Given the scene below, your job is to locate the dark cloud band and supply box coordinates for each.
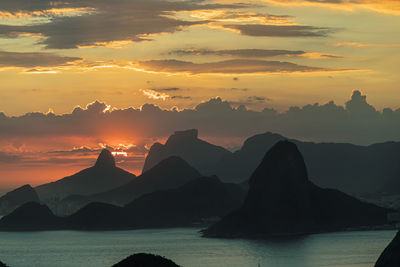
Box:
[0,91,399,145]
[223,24,332,37]
[0,51,81,68]
[170,48,306,58]
[137,59,328,74]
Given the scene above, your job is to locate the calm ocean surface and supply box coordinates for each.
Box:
[0,228,396,267]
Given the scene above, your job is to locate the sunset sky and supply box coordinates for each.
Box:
[0,0,400,190]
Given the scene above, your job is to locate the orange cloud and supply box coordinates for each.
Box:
[0,51,81,68]
[332,42,400,48]
[142,89,170,101]
[135,59,342,75]
[0,7,95,18]
[171,48,341,59]
[0,0,246,49]
[265,0,400,15]
[175,9,294,25]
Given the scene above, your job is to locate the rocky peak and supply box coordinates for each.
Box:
[249,140,308,187]
[94,149,116,168]
[240,140,314,231]
[166,129,198,145]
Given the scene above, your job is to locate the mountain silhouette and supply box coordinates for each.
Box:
[71,176,244,229]
[46,156,203,216]
[111,253,180,267]
[0,202,62,231]
[35,149,136,200]
[66,202,126,230]
[203,141,390,238]
[375,231,400,267]
[216,132,286,182]
[144,130,400,194]
[0,184,39,216]
[143,129,231,175]
[0,176,245,231]
[90,156,202,206]
[123,176,246,228]
[77,176,244,229]
[219,133,400,194]
[94,149,116,168]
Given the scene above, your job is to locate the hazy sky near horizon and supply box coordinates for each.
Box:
[0,0,400,189]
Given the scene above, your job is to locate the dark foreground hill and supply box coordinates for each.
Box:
[0,184,39,216]
[0,202,62,231]
[144,130,400,194]
[66,202,127,230]
[0,176,245,231]
[112,253,180,267]
[203,141,391,238]
[124,176,245,228]
[35,149,136,200]
[375,231,400,267]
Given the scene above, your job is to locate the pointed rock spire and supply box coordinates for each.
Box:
[95,149,116,168]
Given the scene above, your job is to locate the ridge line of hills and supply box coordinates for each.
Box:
[0,140,396,235]
[203,141,392,238]
[0,129,399,235]
[143,129,400,195]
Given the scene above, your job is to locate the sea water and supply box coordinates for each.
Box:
[0,228,395,267]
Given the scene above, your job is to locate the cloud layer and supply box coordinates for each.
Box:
[136,59,328,74]
[267,0,400,15]
[0,0,337,49]
[0,51,81,68]
[1,90,400,188]
[170,48,306,57]
[1,90,400,147]
[0,0,246,49]
[223,24,332,37]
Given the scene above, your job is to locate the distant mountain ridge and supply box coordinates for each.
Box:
[0,185,39,216]
[203,141,391,238]
[90,156,203,206]
[143,129,231,175]
[0,176,246,231]
[0,141,391,234]
[35,149,136,200]
[123,176,246,228]
[144,130,400,194]
[46,155,203,215]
